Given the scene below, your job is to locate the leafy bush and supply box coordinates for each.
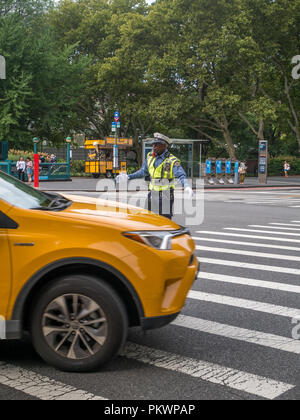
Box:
[127,166,138,175]
[8,149,34,161]
[70,160,87,176]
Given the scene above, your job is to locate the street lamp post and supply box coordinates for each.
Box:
[33,137,39,154]
[66,136,72,179]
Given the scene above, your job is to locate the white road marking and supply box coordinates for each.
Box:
[269,223,300,227]
[196,230,300,244]
[197,272,300,294]
[188,290,300,318]
[173,315,300,355]
[196,245,300,262]
[122,343,294,400]
[0,363,106,400]
[224,228,300,237]
[198,257,300,275]
[193,236,300,252]
[249,225,300,232]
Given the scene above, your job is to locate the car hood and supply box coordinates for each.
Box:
[55,194,180,231]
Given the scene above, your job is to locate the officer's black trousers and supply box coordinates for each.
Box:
[148,190,174,220]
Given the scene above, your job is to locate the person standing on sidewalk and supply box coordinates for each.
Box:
[239,161,247,185]
[16,156,26,182]
[284,161,290,178]
[116,133,193,220]
[26,157,33,185]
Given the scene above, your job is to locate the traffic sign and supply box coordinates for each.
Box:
[114,111,120,122]
[112,122,116,127]
[117,122,121,128]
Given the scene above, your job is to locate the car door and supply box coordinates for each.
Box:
[0,199,14,318]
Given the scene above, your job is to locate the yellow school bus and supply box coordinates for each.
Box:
[85,137,133,178]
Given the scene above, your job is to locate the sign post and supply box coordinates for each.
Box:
[258,140,268,184]
[34,154,39,188]
[113,111,120,171]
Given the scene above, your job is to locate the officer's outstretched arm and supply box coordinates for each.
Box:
[128,160,149,180]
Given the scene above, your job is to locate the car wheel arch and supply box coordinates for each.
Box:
[12,257,144,331]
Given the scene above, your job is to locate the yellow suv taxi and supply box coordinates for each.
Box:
[0,171,199,372]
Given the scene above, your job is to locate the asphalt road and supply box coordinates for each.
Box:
[1,187,300,400]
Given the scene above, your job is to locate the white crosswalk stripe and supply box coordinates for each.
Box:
[269,223,300,227]
[0,363,106,400]
[249,225,300,231]
[197,272,300,294]
[173,315,300,354]
[188,290,300,318]
[122,343,294,400]
[196,245,300,262]
[198,257,300,275]
[224,227,300,237]
[193,236,300,252]
[197,230,300,243]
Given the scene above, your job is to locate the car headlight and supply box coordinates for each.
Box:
[122,228,191,251]
[122,231,173,250]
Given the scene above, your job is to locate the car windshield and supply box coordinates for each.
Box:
[0,170,71,211]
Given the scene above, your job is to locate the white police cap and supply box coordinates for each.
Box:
[152,133,171,145]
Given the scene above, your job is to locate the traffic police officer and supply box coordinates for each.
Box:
[117,133,193,219]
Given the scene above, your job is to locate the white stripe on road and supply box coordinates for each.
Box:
[196,245,300,262]
[193,236,300,252]
[224,228,300,237]
[197,272,300,294]
[173,315,300,355]
[269,223,300,227]
[249,225,300,232]
[198,257,300,276]
[122,343,294,400]
[188,290,300,318]
[290,206,300,208]
[196,231,300,244]
[0,363,106,400]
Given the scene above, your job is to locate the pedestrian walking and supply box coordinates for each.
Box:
[16,156,26,182]
[239,161,247,185]
[26,157,33,185]
[284,161,290,178]
[116,133,193,220]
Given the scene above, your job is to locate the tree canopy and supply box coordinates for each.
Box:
[0,0,300,158]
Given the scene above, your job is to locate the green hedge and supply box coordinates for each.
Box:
[268,157,300,176]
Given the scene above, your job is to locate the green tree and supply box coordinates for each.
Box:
[0,0,89,148]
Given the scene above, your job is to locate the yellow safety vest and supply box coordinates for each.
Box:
[147,152,180,191]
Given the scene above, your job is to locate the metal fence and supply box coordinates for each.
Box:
[0,161,70,181]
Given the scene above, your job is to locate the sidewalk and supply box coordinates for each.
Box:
[39,176,300,192]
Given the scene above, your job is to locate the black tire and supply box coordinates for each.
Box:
[30,275,128,372]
